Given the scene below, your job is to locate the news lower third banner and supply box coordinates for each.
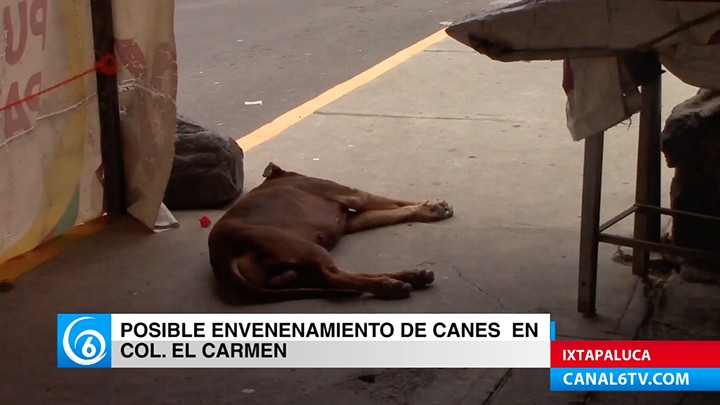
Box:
[56,313,720,391]
[57,313,550,369]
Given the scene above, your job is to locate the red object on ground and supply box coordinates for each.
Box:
[199,216,212,228]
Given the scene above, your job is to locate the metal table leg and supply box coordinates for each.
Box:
[578,132,605,316]
[632,67,663,278]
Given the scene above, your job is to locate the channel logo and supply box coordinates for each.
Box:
[57,314,112,368]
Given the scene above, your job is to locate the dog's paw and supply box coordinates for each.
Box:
[414,269,435,287]
[376,279,412,299]
[393,268,434,289]
[412,199,454,222]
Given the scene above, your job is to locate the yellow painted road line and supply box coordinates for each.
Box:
[0,29,448,281]
[236,29,448,151]
[0,216,112,281]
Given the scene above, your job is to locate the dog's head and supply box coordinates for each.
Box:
[262,162,300,180]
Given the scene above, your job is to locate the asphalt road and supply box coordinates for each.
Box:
[174,0,480,138]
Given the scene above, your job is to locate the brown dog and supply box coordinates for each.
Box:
[208,162,453,301]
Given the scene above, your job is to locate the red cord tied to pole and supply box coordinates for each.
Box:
[0,52,120,114]
[95,53,119,75]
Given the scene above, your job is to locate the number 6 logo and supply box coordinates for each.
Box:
[62,316,107,366]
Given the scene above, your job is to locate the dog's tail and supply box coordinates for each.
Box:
[228,257,362,302]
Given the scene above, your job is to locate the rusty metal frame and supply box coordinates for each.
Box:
[576,53,720,316]
[599,205,720,262]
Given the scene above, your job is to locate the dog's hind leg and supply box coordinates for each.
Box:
[339,202,451,290]
[228,254,362,302]
[222,225,415,300]
[345,200,453,233]
[322,266,414,299]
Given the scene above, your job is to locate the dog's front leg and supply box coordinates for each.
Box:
[333,192,420,211]
[344,200,453,233]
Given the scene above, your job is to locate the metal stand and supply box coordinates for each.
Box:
[576,57,720,316]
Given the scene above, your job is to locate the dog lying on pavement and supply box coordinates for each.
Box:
[208,162,453,301]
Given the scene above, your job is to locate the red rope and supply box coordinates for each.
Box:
[0,54,119,114]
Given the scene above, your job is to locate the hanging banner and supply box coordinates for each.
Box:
[112,0,178,231]
[0,0,180,267]
[0,0,104,266]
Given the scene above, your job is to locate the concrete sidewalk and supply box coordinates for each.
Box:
[0,35,714,404]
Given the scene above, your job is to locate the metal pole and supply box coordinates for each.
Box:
[578,132,605,316]
[90,0,126,215]
[632,55,663,277]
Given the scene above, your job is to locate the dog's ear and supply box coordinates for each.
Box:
[262,162,285,178]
